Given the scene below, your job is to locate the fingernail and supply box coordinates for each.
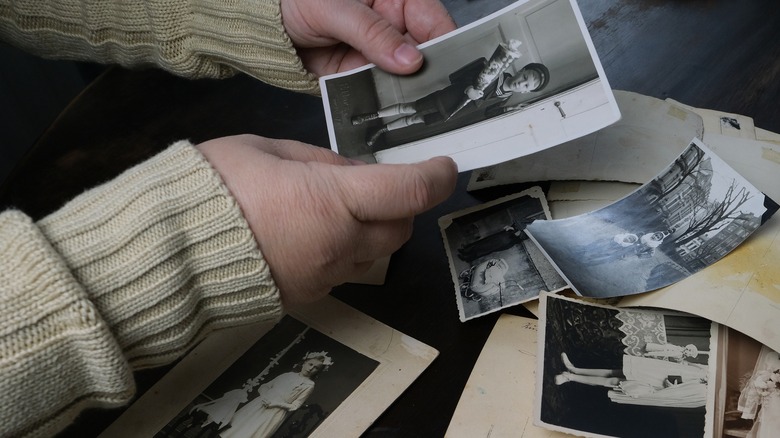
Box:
[394,43,423,67]
[431,155,458,172]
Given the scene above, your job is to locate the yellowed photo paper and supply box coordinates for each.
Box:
[100,296,437,438]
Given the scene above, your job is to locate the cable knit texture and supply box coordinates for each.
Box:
[0,0,320,93]
[1,142,282,437]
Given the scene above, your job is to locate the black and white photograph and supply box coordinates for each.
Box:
[102,296,439,438]
[525,138,778,298]
[718,330,780,438]
[534,293,718,438]
[439,187,567,322]
[320,0,620,172]
[156,316,378,437]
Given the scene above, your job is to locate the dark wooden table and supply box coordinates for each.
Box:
[2,0,779,436]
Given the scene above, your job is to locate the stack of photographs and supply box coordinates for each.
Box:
[447,294,780,438]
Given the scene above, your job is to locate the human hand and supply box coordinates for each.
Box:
[197,135,457,305]
[503,103,527,113]
[280,0,456,76]
[663,376,682,388]
[465,86,484,100]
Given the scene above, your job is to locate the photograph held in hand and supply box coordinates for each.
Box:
[320,0,620,172]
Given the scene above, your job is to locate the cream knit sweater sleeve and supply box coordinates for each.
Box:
[0,0,319,93]
[0,142,282,437]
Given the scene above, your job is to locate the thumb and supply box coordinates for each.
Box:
[338,156,458,221]
[320,1,424,74]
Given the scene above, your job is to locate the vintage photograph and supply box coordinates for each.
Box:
[439,187,567,322]
[466,90,705,191]
[101,296,439,438]
[320,0,620,171]
[156,316,377,437]
[525,138,777,298]
[535,293,718,438]
[717,329,780,438]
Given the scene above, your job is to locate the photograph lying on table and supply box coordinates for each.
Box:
[99,297,438,438]
[525,138,778,298]
[447,314,571,437]
[156,318,374,437]
[535,292,719,438]
[716,328,780,438]
[439,186,567,322]
[320,0,620,172]
[617,209,780,359]
[546,180,642,220]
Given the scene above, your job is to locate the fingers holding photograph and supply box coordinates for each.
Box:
[320,0,620,171]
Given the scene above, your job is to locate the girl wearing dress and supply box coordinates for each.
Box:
[555,352,709,408]
[221,352,333,438]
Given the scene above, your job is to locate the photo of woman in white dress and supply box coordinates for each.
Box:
[157,316,378,438]
[536,294,717,438]
[555,352,709,408]
[737,346,780,438]
[222,352,333,438]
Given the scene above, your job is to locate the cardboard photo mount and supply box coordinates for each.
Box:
[534,292,719,438]
[100,296,438,437]
[321,0,620,172]
[446,314,572,437]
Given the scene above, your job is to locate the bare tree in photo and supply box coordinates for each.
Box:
[525,139,772,297]
[675,179,757,246]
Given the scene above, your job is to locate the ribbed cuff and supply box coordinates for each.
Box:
[37,141,283,369]
[0,0,319,93]
[188,0,319,93]
[0,210,134,438]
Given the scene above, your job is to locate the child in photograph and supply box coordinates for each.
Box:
[459,258,525,312]
[221,352,333,438]
[585,228,675,264]
[737,346,780,438]
[351,39,550,147]
[642,342,699,363]
[175,380,255,436]
[555,352,708,408]
[636,229,674,258]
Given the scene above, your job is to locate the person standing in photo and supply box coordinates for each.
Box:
[221,352,333,438]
